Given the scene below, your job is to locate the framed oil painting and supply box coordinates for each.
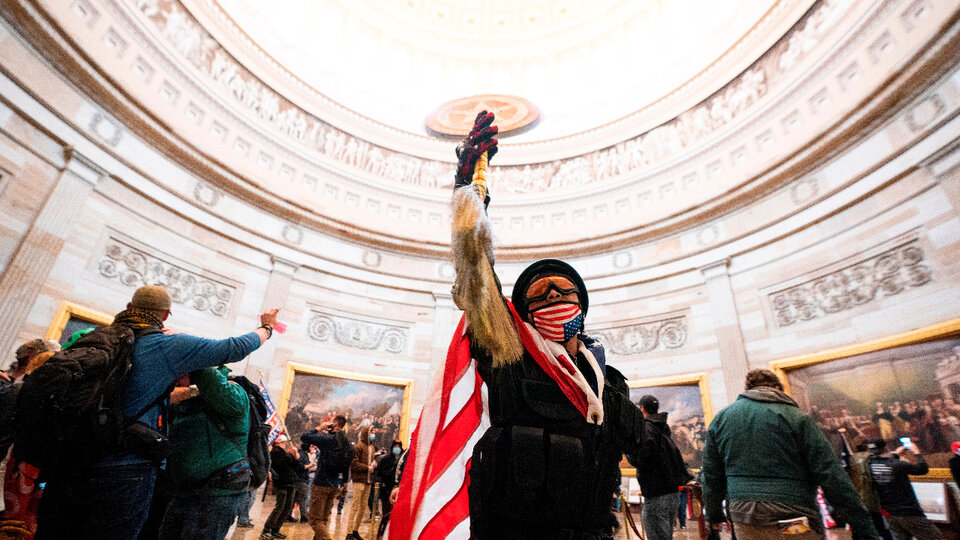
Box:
[623,373,713,474]
[771,319,960,477]
[45,301,113,344]
[279,362,413,450]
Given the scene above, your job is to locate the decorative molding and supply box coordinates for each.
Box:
[592,316,688,356]
[789,177,820,205]
[88,111,123,146]
[769,239,933,327]
[905,92,945,132]
[361,250,382,268]
[193,180,222,207]
[281,224,303,245]
[306,310,409,354]
[97,235,238,317]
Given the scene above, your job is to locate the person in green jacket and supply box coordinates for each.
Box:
[158,366,251,540]
[702,369,878,540]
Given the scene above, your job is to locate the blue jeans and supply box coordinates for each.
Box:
[36,461,158,540]
[237,488,256,524]
[158,491,244,540]
[642,492,679,540]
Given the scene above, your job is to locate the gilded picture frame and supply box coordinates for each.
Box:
[278,362,414,448]
[621,372,713,477]
[770,318,960,482]
[45,301,114,343]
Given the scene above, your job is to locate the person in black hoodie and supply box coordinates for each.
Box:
[868,439,942,540]
[627,395,693,540]
[374,441,403,517]
[261,440,300,540]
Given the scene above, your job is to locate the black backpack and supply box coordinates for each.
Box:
[12,325,163,475]
[227,375,272,489]
[659,427,693,488]
[324,431,354,473]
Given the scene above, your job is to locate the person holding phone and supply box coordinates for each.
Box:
[867,438,942,539]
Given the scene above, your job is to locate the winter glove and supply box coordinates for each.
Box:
[454,110,498,189]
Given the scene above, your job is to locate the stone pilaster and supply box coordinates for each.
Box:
[428,290,461,377]
[700,259,750,402]
[244,255,299,382]
[0,148,103,361]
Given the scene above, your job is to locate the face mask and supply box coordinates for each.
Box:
[369,434,376,442]
[530,301,583,343]
[392,447,401,456]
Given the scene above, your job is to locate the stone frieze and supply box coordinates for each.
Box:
[591,316,687,356]
[130,0,848,193]
[97,236,237,317]
[769,239,932,327]
[306,311,408,354]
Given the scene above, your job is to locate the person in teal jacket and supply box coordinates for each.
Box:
[158,366,250,540]
[702,369,878,540]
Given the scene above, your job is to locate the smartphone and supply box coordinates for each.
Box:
[899,436,914,449]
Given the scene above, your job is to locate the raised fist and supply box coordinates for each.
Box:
[454,110,498,188]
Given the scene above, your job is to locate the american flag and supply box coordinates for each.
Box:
[529,302,582,341]
[258,376,284,445]
[388,301,602,539]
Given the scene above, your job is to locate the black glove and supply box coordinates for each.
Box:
[454,110,498,189]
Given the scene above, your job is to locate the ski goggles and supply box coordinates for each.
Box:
[524,275,580,303]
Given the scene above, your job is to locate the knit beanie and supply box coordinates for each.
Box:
[15,338,59,363]
[130,285,172,312]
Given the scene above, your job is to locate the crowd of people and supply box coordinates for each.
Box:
[0,285,411,540]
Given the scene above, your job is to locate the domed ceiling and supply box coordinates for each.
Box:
[212,0,792,144]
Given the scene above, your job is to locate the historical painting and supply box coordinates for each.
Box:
[280,363,413,450]
[45,301,113,344]
[627,374,712,471]
[776,328,960,470]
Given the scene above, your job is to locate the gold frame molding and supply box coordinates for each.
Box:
[621,372,714,476]
[770,318,960,482]
[278,362,414,445]
[45,301,113,342]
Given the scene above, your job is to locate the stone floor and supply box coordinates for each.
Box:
[227,492,852,540]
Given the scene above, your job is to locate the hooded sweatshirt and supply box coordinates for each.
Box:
[627,412,691,498]
[702,387,876,538]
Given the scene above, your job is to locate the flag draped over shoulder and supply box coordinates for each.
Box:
[258,377,283,445]
[387,300,603,540]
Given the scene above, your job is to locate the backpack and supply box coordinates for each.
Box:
[658,426,693,488]
[12,325,163,475]
[324,431,354,473]
[227,375,271,489]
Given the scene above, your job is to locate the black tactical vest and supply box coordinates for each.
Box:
[468,343,639,539]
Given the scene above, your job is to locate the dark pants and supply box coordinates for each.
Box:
[884,514,942,540]
[264,487,295,532]
[379,483,395,517]
[237,488,256,525]
[36,461,158,540]
[158,491,244,540]
[293,481,310,518]
[678,489,687,528]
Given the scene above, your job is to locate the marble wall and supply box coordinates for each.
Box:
[0,0,958,428]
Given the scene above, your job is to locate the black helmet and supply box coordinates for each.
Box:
[512,259,588,322]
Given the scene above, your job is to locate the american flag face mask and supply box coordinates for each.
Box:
[529,301,583,343]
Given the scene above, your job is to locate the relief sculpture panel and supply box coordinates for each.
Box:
[97,235,238,317]
[306,311,409,355]
[769,239,933,327]
[592,316,687,356]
